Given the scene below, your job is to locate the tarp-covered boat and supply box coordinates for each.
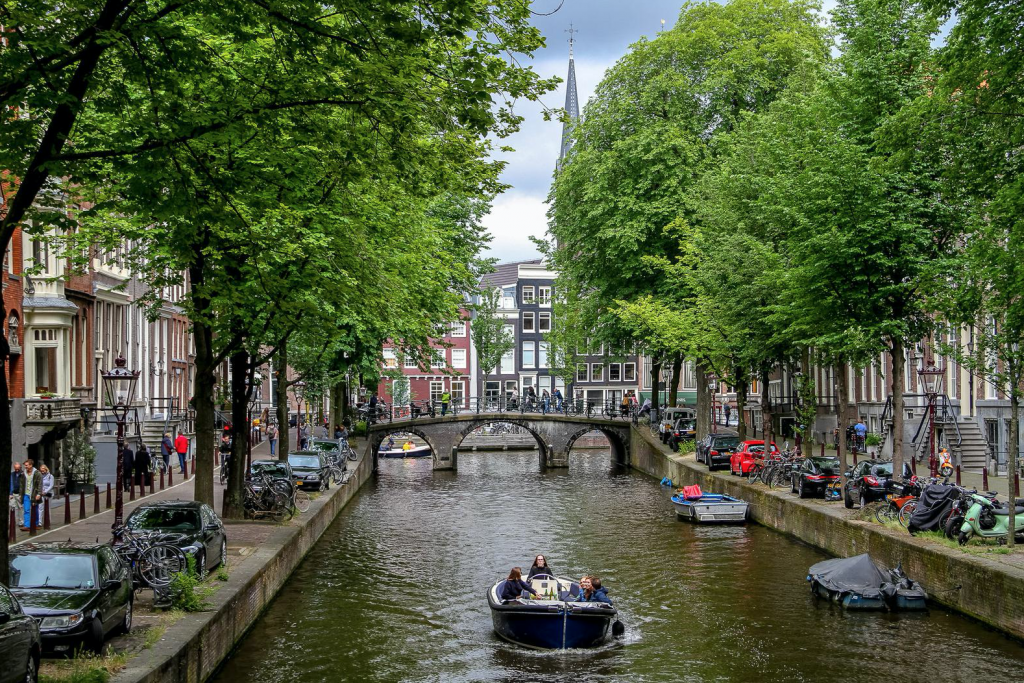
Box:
[487,575,617,649]
[671,486,748,523]
[807,554,927,611]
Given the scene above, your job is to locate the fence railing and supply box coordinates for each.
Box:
[355,396,640,425]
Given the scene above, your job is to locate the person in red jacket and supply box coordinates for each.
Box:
[174,432,189,474]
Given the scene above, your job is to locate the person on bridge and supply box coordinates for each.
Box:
[499,567,539,602]
[441,390,451,416]
[527,555,554,580]
[541,390,550,414]
[554,388,563,411]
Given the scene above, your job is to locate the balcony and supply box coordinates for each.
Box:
[24,397,83,424]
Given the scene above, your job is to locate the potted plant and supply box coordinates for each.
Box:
[39,390,57,400]
[63,430,97,494]
[865,432,882,456]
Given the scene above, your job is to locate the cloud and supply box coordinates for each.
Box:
[481,192,551,262]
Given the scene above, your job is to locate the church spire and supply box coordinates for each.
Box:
[557,25,580,171]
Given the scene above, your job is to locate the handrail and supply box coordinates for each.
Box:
[357,396,638,426]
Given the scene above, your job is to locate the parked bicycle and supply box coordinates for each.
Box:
[112,526,187,589]
[243,472,294,520]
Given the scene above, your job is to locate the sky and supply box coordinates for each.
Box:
[480,0,686,263]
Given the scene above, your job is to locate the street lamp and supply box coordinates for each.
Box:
[919,359,946,478]
[707,373,718,434]
[246,371,263,471]
[102,357,139,529]
[293,380,306,450]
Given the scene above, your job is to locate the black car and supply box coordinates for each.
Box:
[287,452,331,491]
[0,584,40,680]
[696,433,741,470]
[309,439,346,471]
[667,418,697,452]
[125,501,227,578]
[790,457,842,498]
[9,543,132,655]
[844,459,914,508]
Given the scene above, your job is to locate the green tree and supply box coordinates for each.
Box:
[471,288,515,406]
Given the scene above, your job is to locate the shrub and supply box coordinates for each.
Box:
[865,433,882,447]
[352,420,368,437]
[168,555,213,612]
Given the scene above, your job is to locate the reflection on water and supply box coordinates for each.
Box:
[213,450,1024,683]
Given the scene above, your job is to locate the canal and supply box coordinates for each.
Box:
[214,448,1024,682]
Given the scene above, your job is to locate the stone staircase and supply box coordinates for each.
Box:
[952,417,990,472]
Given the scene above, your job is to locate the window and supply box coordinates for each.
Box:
[451,348,467,369]
[591,364,604,382]
[538,312,551,332]
[624,363,636,382]
[404,354,417,369]
[523,312,535,332]
[609,363,621,381]
[577,363,588,382]
[539,376,552,394]
[31,237,49,274]
[451,381,465,405]
[522,341,536,368]
[538,342,549,369]
[500,325,515,374]
[431,349,445,368]
[504,380,518,399]
[522,286,535,304]
[383,348,397,368]
[34,346,57,394]
[449,321,466,337]
[538,286,552,306]
[485,381,500,401]
[501,286,515,309]
[430,381,444,403]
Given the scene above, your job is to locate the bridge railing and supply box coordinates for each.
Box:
[359,397,641,426]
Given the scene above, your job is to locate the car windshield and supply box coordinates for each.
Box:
[714,437,740,450]
[870,463,894,477]
[676,420,696,430]
[288,455,321,469]
[310,441,338,452]
[10,554,96,589]
[811,458,841,473]
[127,507,200,532]
[747,445,765,454]
[251,461,289,478]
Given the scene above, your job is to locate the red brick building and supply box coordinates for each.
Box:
[378,315,473,410]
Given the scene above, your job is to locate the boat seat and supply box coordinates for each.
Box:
[530,577,559,598]
[558,582,580,601]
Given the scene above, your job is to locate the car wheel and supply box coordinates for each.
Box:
[24,651,37,683]
[798,478,807,499]
[791,476,797,494]
[859,491,869,509]
[196,551,207,580]
[118,598,133,635]
[844,486,854,509]
[219,537,228,569]
[88,617,105,654]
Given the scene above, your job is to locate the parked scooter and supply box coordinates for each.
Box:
[958,493,1024,545]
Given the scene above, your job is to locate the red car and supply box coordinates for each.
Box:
[729,440,778,476]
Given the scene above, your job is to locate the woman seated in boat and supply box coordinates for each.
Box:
[402,440,415,451]
[574,576,612,605]
[500,567,540,602]
[527,554,554,580]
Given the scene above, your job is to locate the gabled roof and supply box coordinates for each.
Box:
[479,259,541,288]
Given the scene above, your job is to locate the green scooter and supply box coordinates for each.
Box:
[958,492,1024,545]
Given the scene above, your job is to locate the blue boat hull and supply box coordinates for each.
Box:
[487,582,615,649]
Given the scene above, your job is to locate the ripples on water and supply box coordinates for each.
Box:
[213,450,1024,683]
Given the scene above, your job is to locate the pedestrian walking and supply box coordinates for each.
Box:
[18,459,42,530]
[174,432,189,474]
[135,444,151,487]
[9,461,22,515]
[441,390,451,416]
[267,423,279,456]
[39,465,53,500]
[854,419,867,451]
[121,444,135,492]
[300,422,310,450]
[161,432,173,472]
[724,403,732,426]
[554,388,563,411]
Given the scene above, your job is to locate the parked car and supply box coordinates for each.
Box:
[309,438,346,470]
[729,440,779,476]
[125,501,227,578]
[9,543,132,655]
[666,418,697,452]
[287,452,332,491]
[696,432,741,471]
[0,583,40,680]
[659,408,696,443]
[790,457,842,498]
[843,459,913,509]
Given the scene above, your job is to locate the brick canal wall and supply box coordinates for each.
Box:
[629,425,1024,640]
[116,452,374,683]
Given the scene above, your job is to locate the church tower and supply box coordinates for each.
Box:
[557,25,580,172]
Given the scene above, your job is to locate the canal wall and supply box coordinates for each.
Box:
[115,452,374,683]
[629,425,1024,641]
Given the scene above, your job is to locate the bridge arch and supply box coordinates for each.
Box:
[454,419,549,470]
[369,425,444,471]
[564,426,629,466]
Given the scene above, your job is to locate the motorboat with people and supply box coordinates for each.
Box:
[807,554,927,611]
[670,485,748,523]
[377,438,431,458]
[487,573,619,649]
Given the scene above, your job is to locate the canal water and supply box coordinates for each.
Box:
[214,450,1024,682]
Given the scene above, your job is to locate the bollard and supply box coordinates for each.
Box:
[820,442,825,457]
[215,452,219,467]
[64,493,71,524]
[43,498,51,530]
[956,464,961,486]
[29,503,38,535]
[94,485,100,515]
[129,480,135,501]
[852,448,858,465]
[160,469,165,490]
[911,457,917,475]
[983,467,989,491]
[8,508,16,539]
[106,482,112,509]
[79,491,87,520]
[139,478,145,500]
[168,467,174,486]
[150,473,155,495]
[190,457,194,478]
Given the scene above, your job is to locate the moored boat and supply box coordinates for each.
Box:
[807,554,927,611]
[487,575,617,649]
[378,441,431,458]
[670,491,748,523]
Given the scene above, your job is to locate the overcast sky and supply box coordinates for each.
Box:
[480,0,685,263]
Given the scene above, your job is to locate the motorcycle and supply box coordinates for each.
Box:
[958,492,1024,545]
[938,449,954,478]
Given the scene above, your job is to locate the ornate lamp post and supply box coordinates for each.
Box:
[919,359,946,478]
[246,371,262,472]
[293,380,306,450]
[102,357,139,529]
[707,373,718,434]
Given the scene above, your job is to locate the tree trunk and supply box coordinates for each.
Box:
[331,382,342,432]
[191,318,216,508]
[1008,377,1018,548]
[276,339,290,461]
[761,367,774,452]
[696,361,710,441]
[669,354,682,408]
[223,351,249,519]
[837,358,849,481]
[0,330,11,584]
[891,341,906,479]
[736,376,748,441]
[801,347,813,457]
[651,360,661,417]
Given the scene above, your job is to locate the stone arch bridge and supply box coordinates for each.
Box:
[365,413,632,470]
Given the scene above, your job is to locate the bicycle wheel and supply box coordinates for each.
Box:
[875,503,897,524]
[139,544,186,588]
[273,491,295,519]
[898,500,917,527]
[293,490,311,513]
